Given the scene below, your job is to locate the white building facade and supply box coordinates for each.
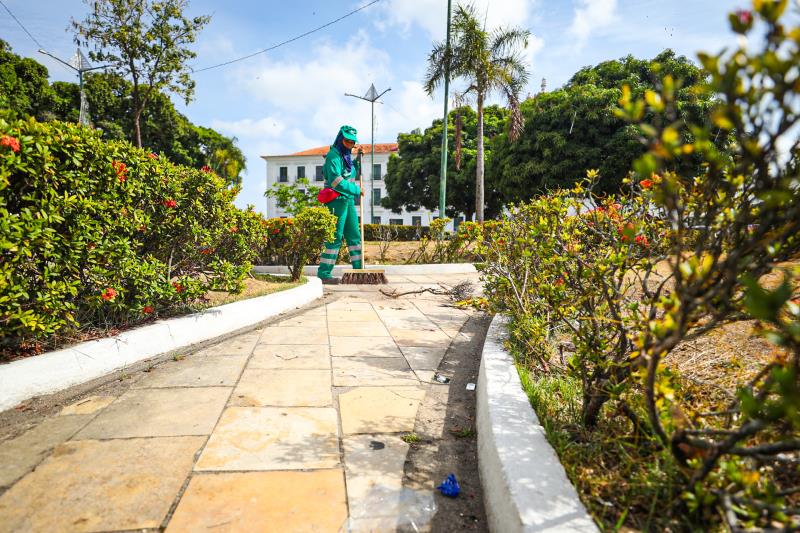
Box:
[261,143,457,228]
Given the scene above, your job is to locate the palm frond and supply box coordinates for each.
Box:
[423,40,449,95]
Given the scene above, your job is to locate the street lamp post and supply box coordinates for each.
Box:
[439,0,453,220]
[345,84,391,223]
[38,48,108,126]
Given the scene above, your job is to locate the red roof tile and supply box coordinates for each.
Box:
[288,143,398,157]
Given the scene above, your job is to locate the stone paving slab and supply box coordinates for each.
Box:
[193,331,262,356]
[0,436,203,533]
[343,435,410,520]
[0,415,92,489]
[273,312,327,327]
[339,386,426,435]
[196,406,339,471]
[249,344,331,369]
[260,326,329,345]
[333,357,417,387]
[133,354,248,388]
[399,346,449,371]
[59,395,115,416]
[388,327,451,348]
[329,321,390,337]
[167,470,348,533]
[74,387,230,439]
[231,368,331,407]
[327,309,381,322]
[329,336,403,358]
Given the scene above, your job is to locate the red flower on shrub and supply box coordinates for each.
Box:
[635,235,649,247]
[1,135,20,153]
[200,165,211,173]
[101,287,117,301]
[112,160,128,182]
[162,199,177,208]
[272,229,281,234]
[555,276,565,286]
[143,305,154,314]
[172,282,184,293]
[149,152,158,159]
[640,178,654,189]
[200,247,213,255]
[736,9,752,25]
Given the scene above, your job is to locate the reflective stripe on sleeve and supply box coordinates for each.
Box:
[319,257,337,265]
[331,177,344,188]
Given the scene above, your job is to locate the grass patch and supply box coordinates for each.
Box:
[517,366,691,532]
[402,433,421,444]
[202,274,305,307]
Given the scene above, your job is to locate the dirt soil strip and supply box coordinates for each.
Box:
[402,314,491,533]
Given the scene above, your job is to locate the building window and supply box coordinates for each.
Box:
[279,166,288,182]
[411,216,422,227]
[315,165,324,181]
[372,216,381,224]
[297,166,306,179]
[373,164,382,180]
[372,188,381,204]
[298,189,306,196]
[389,218,403,225]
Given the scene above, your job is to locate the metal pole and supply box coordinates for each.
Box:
[370,99,375,223]
[439,0,452,220]
[78,70,85,126]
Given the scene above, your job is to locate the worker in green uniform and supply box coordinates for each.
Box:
[318,125,363,282]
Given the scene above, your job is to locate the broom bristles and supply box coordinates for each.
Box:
[340,269,388,285]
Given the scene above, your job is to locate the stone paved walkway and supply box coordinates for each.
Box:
[0,273,482,532]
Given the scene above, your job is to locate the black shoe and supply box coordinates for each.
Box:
[321,277,340,285]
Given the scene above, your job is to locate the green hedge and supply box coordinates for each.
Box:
[0,117,269,351]
[363,223,430,241]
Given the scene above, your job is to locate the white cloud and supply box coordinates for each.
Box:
[380,0,536,40]
[569,0,618,48]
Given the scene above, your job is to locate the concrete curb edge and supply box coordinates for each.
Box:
[477,314,598,532]
[0,277,323,412]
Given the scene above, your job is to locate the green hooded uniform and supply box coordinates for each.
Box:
[318,125,362,279]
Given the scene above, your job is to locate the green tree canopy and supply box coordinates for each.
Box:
[0,41,244,186]
[72,0,210,147]
[490,49,717,203]
[383,105,507,221]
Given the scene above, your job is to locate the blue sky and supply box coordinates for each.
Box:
[2,0,744,212]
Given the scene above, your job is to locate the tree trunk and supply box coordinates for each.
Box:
[475,93,485,222]
[131,77,143,148]
[133,108,143,148]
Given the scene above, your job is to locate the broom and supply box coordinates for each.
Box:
[341,149,388,285]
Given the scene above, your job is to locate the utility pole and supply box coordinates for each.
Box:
[39,48,107,126]
[439,0,453,221]
[345,84,391,222]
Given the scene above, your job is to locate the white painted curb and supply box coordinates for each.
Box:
[0,277,323,412]
[477,314,598,533]
[254,263,477,276]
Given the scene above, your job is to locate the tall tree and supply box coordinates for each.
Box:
[72,0,210,147]
[383,105,507,221]
[423,4,530,221]
[0,39,54,120]
[490,50,717,202]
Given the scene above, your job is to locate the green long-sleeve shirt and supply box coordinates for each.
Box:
[323,146,361,199]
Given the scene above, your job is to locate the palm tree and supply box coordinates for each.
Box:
[424,4,530,222]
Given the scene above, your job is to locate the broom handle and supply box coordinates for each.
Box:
[357,150,365,267]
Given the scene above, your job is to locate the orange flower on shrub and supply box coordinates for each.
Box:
[162,199,177,208]
[229,226,238,233]
[172,282,184,293]
[640,178,654,189]
[1,135,20,153]
[148,152,158,159]
[635,234,649,247]
[101,287,117,301]
[200,247,213,255]
[143,305,154,314]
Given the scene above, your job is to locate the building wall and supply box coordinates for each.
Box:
[262,151,460,229]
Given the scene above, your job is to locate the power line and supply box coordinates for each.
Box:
[191,0,383,73]
[0,0,45,49]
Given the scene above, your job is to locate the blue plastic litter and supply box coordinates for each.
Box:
[437,473,460,497]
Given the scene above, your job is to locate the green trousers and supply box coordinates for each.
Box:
[318,196,362,278]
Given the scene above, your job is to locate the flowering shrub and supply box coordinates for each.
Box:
[0,117,269,351]
[260,207,336,280]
